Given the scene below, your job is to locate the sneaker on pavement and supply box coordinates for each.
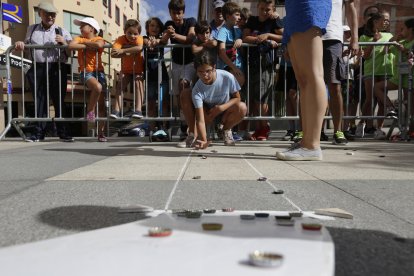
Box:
[365,127,377,135]
[355,122,365,137]
[373,129,386,140]
[276,145,323,161]
[98,134,108,142]
[59,135,75,142]
[25,135,40,142]
[177,133,195,148]
[333,130,348,145]
[343,130,355,141]
[251,125,270,141]
[224,129,235,146]
[292,130,303,142]
[131,111,144,119]
[86,111,96,123]
[110,110,121,119]
[282,130,294,141]
[232,132,243,142]
[320,131,329,141]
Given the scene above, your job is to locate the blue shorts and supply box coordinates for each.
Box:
[80,71,107,87]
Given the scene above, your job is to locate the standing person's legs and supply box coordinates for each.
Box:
[27,64,48,138]
[132,74,144,118]
[289,28,326,149]
[276,27,326,161]
[112,73,132,117]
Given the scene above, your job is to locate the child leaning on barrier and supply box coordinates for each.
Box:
[192,20,218,57]
[164,0,197,148]
[217,2,245,87]
[68,17,107,142]
[373,18,414,138]
[111,19,144,119]
[242,0,283,141]
[143,17,170,139]
[192,50,247,149]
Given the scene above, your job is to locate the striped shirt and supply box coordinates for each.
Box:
[24,23,72,63]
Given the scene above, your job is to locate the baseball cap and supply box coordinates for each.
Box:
[37,1,58,13]
[213,0,225,9]
[343,25,351,32]
[74,17,101,33]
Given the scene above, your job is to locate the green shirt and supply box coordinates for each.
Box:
[360,32,394,77]
[390,39,414,88]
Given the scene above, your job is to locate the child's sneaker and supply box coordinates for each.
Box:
[131,111,143,119]
[373,129,386,140]
[98,134,107,142]
[282,130,294,141]
[224,129,235,146]
[355,122,365,137]
[232,132,243,142]
[320,131,329,141]
[292,130,303,142]
[177,133,195,148]
[110,110,120,119]
[276,145,322,161]
[86,111,96,123]
[250,125,270,141]
[333,130,348,145]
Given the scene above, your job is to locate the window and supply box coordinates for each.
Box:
[108,0,112,18]
[102,20,107,34]
[103,0,108,7]
[33,7,41,24]
[136,3,139,20]
[115,6,120,25]
[123,14,127,27]
[130,0,133,9]
[63,11,88,37]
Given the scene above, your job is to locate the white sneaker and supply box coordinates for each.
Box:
[224,129,235,146]
[177,133,195,148]
[276,145,323,161]
[373,129,386,140]
[355,122,366,137]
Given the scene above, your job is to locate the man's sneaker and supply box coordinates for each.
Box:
[177,133,195,148]
[25,135,40,142]
[224,129,235,146]
[373,129,386,140]
[86,111,96,123]
[98,134,108,142]
[355,122,365,137]
[131,111,144,119]
[386,107,398,119]
[110,110,121,119]
[343,130,355,141]
[282,130,294,141]
[320,131,329,141]
[59,135,75,142]
[333,131,348,145]
[276,145,323,161]
[292,130,303,142]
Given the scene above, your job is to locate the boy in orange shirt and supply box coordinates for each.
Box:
[111,19,145,119]
[69,17,107,142]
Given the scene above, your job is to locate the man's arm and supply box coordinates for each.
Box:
[345,0,359,56]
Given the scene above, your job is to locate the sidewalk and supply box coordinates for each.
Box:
[0,134,413,275]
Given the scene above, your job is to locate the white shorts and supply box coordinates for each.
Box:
[170,62,196,95]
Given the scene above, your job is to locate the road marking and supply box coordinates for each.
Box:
[164,150,193,210]
[241,154,303,212]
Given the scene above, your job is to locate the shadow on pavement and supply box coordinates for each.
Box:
[328,227,414,276]
[37,205,150,231]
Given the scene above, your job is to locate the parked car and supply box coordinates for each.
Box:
[118,122,150,137]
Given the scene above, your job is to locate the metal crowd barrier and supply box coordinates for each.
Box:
[0,42,412,141]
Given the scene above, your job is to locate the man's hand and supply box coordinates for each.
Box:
[15,41,25,51]
[233,39,242,49]
[55,35,66,45]
[166,26,176,38]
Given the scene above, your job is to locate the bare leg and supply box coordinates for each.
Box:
[288,27,327,149]
[328,83,343,132]
[179,80,196,135]
[86,78,102,113]
[134,76,144,112]
[222,102,247,130]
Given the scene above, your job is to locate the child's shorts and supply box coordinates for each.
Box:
[80,71,107,86]
[170,62,196,95]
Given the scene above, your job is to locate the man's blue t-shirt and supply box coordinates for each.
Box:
[216,25,243,70]
[192,69,241,109]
